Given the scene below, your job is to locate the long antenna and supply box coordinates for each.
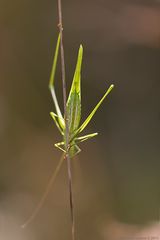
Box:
[57,1,75,240]
[21,154,65,228]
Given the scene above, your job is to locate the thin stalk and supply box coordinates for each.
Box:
[57,1,75,240]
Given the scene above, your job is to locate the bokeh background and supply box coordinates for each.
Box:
[0,0,160,239]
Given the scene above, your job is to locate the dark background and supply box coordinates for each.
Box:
[0,0,160,239]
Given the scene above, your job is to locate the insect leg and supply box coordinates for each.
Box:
[76,132,98,143]
[50,112,64,135]
[74,145,81,155]
[68,143,81,158]
[49,34,64,129]
[55,141,66,153]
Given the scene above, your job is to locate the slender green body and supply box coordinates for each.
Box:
[49,35,114,157]
[21,28,114,232]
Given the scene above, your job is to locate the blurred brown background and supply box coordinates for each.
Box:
[0,0,160,239]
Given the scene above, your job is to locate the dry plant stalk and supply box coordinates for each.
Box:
[57,0,75,239]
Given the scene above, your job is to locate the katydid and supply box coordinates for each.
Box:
[21,34,114,228]
[49,34,114,158]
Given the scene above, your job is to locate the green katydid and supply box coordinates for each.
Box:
[49,34,114,158]
[21,35,114,228]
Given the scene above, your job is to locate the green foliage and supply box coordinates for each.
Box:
[49,35,114,158]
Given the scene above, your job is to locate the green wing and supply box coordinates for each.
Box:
[66,45,83,137]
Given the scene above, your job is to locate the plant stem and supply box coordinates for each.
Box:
[57,1,75,240]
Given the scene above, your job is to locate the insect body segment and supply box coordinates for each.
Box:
[49,35,114,158]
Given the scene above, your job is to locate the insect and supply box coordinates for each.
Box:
[49,34,114,158]
[21,35,114,229]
